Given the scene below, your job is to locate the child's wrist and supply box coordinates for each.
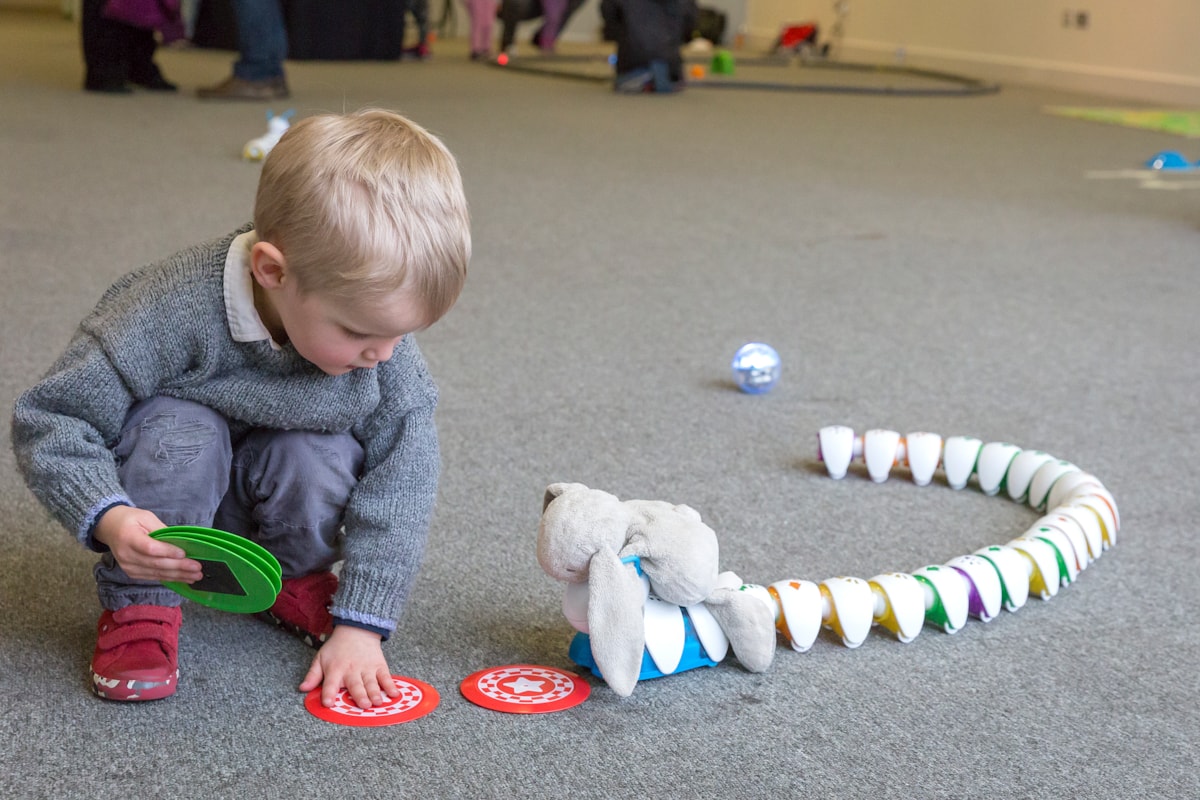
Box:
[332,617,390,640]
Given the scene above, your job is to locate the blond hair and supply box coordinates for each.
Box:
[254,109,470,323]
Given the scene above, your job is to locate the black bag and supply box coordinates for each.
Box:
[694,6,726,45]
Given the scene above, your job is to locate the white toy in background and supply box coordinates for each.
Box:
[243,109,294,161]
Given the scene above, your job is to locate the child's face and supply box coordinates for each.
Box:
[275,284,428,377]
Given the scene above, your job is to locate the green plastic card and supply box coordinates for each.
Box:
[151,527,282,613]
[155,526,282,590]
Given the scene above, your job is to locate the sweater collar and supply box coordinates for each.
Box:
[223,229,282,351]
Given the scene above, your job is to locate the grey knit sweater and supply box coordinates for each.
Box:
[10,227,441,633]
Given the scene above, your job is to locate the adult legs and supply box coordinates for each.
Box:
[198,0,289,98]
[230,0,288,80]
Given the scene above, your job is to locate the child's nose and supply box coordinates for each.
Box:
[365,339,399,363]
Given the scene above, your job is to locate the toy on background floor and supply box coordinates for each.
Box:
[710,49,736,75]
[243,109,294,161]
[730,341,781,393]
[1146,151,1197,170]
[537,427,1119,693]
[537,483,776,696]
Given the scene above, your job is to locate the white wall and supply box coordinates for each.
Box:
[745,0,1200,104]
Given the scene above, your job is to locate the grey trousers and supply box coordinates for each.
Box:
[95,396,364,609]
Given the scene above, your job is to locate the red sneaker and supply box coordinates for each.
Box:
[90,605,181,701]
[259,571,337,649]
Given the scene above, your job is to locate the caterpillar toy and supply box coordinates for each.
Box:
[745,426,1119,651]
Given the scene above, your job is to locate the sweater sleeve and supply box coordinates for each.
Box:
[10,330,137,546]
[329,340,441,633]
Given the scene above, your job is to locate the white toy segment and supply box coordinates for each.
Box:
[942,436,982,490]
[1079,485,1121,535]
[946,555,1003,622]
[1027,460,1080,511]
[1045,471,1104,511]
[686,602,729,662]
[912,565,968,633]
[868,572,925,642]
[976,442,1022,496]
[817,425,856,480]
[642,597,686,675]
[563,581,590,632]
[1004,450,1055,502]
[904,432,943,487]
[1035,513,1090,570]
[1008,537,1062,599]
[1028,525,1078,586]
[819,577,874,648]
[863,429,902,483]
[1052,505,1104,560]
[974,545,1030,611]
[1071,494,1118,549]
[769,579,822,652]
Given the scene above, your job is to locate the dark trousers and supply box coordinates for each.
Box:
[81,0,163,89]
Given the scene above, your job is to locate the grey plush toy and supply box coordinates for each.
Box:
[536,482,777,697]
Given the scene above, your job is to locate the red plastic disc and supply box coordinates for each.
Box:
[305,675,439,727]
[460,664,590,714]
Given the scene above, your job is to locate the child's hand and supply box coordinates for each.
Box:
[92,505,203,584]
[299,626,400,709]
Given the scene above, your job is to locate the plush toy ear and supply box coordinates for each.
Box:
[585,547,647,697]
[704,587,777,674]
[543,482,589,512]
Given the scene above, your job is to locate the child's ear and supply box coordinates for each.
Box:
[249,241,289,289]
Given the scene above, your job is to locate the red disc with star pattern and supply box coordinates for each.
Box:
[460,664,590,714]
[305,675,439,727]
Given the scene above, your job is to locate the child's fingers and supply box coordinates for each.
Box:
[142,537,191,560]
[381,667,401,698]
[298,658,324,694]
[331,671,362,708]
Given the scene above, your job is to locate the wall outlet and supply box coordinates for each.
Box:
[1062,9,1090,29]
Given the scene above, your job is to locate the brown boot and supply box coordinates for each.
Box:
[197,75,290,100]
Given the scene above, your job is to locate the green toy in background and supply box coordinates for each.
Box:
[710,48,735,75]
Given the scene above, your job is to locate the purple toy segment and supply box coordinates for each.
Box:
[950,567,985,618]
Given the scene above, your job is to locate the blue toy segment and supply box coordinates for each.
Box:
[569,608,721,682]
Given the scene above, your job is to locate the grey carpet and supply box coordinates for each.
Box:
[1,9,1197,799]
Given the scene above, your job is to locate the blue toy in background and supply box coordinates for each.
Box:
[731,342,781,394]
[1145,151,1195,170]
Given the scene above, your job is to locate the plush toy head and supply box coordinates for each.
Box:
[537,482,721,603]
[537,482,727,695]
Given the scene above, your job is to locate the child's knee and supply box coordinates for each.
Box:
[116,397,232,473]
[114,397,233,519]
[242,430,364,494]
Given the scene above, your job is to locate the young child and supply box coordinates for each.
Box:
[601,0,698,93]
[10,109,471,709]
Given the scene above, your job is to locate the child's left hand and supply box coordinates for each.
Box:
[299,626,402,709]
